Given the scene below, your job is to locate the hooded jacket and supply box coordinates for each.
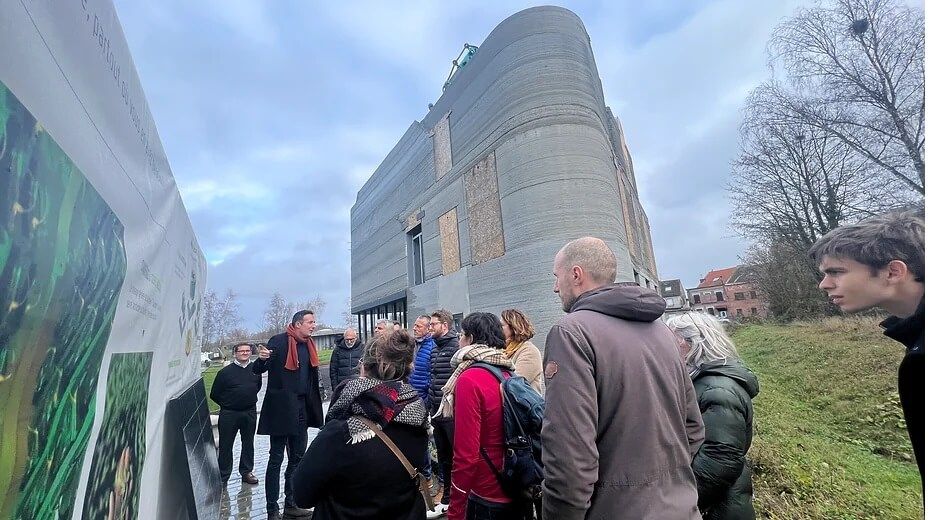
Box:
[329,337,363,391]
[428,332,460,417]
[542,284,704,520]
[691,360,759,520]
[881,297,924,480]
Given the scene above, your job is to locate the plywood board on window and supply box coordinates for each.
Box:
[432,113,452,180]
[464,151,505,264]
[439,208,460,275]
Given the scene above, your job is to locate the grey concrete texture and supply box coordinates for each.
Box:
[351,6,657,332]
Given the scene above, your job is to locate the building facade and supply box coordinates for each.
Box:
[350,7,659,338]
[687,266,768,319]
[660,278,690,314]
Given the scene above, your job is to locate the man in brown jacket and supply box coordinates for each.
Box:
[542,237,704,520]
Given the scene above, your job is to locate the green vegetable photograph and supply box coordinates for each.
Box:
[0,80,128,519]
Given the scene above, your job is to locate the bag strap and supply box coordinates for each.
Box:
[354,416,436,509]
[355,416,417,477]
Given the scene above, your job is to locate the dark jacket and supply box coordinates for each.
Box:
[410,336,435,402]
[428,332,459,417]
[253,332,325,435]
[209,361,262,411]
[881,297,924,480]
[329,337,363,391]
[691,360,759,520]
[542,284,704,520]
[293,420,429,520]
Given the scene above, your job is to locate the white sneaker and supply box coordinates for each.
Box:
[426,503,448,519]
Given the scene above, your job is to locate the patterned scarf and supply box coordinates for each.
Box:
[434,344,513,419]
[327,377,428,444]
[285,323,319,371]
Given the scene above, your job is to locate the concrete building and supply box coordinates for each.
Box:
[687,266,769,319]
[660,279,691,314]
[350,7,659,338]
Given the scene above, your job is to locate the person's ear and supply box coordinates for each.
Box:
[572,265,584,285]
[886,260,912,284]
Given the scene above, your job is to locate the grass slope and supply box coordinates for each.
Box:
[735,318,921,519]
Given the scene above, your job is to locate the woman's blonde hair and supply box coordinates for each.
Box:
[665,312,739,375]
[360,329,415,381]
[500,308,534,343]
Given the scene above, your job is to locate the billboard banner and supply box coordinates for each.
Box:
[0,0,208,518]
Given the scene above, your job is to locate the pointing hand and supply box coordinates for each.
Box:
[258,345,271,360]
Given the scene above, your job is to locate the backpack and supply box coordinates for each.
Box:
[471,363,545,501]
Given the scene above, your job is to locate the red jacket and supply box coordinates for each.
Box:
[448,366,512,520]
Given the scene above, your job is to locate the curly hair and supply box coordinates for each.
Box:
[500,309,535,343]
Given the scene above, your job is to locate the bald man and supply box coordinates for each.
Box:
[328,328,363,392]
[542,237,704,520]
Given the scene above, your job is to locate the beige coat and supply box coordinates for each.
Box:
[542,285,704,520]
[507,340,544,395]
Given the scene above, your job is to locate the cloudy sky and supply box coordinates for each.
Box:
[113,0,817,329]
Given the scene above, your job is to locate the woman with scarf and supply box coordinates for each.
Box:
[500,309,544,395]
[437,312,530,520]
[293,329,430,520]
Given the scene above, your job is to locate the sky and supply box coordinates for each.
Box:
[112,0,818,330]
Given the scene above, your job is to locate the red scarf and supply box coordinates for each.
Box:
[285,324,319,371]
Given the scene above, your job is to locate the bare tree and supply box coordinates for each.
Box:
[261,292,291,335]
[340,297,356,330]
[214,289,243,347]
[767,0,924,196]
[742,240,837,321]
[200,290,219,350]
[731,87,886,252]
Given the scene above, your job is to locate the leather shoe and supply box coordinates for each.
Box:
[241,472,259,485]
[268,512,282,520]
[283,506,313,518]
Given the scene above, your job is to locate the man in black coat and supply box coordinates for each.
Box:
[328,328,363,391]
[210,342,262,487]
[426,309,460,514]
[254,310,325,520]
[810,208,925,482]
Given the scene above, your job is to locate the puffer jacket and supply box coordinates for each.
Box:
[428,332,459,417]
[328,337,363,391]
[691,360,760,520]
[410,336,435,402]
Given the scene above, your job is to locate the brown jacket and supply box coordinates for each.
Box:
[508,340,545,395]
[542,285,704,520]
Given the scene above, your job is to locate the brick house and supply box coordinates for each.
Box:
[687,266,768,319]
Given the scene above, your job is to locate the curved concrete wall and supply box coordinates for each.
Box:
[351,6,656,333]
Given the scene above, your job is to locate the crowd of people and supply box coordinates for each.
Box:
[209,208,924,520]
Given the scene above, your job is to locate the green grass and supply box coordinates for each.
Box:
[735,318,922,519]
[202,350,333,414]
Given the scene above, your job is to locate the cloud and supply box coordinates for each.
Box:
[114,0,816,327]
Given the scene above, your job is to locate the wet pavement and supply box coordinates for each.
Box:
[215,374,326,519]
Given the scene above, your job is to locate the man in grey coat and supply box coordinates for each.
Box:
[542,237,705,520]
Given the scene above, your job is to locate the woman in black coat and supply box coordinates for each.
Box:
[667,312,759,520]
[293,330,430,520]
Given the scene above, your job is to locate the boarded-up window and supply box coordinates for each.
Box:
[439,208,460,275]
[464,151,505,264]
[432,113,452,180]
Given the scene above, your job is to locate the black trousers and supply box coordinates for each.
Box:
[433,419,455,504]
[265,398,308,513]
[217,408,257,482]
[466,495,531,520]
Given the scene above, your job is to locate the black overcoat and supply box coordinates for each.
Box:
[253,332,325,435]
